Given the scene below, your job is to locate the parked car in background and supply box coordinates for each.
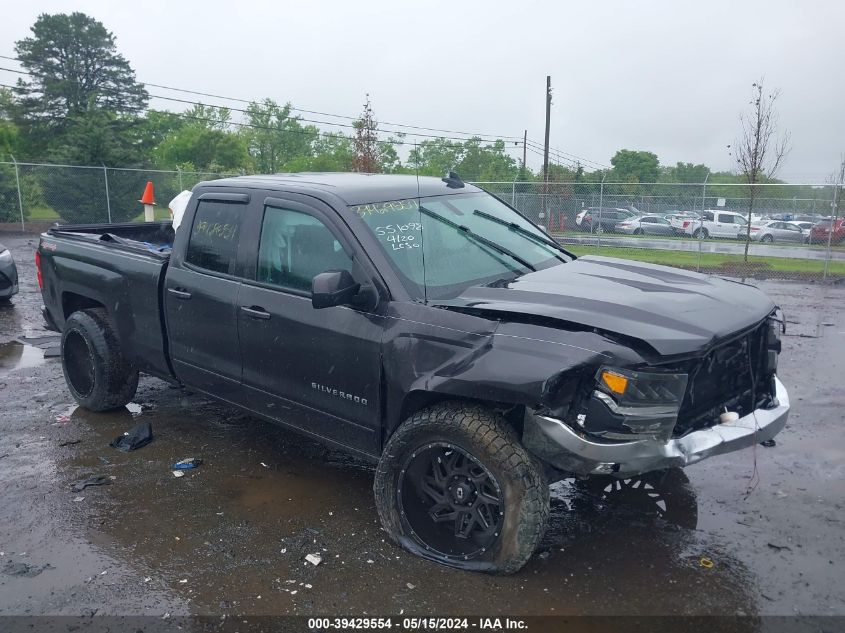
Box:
[575,207,636,233]
[679,210,748,239]
[615,214,675,236]
[808,218,845,245]
[789,221,815,233]
[0,242,19,303]
[667,211,700,235]
[749,220,806,243]
[788,221,815,242]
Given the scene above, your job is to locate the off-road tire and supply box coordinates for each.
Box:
[61,308,138,411]
[374,402,549,574]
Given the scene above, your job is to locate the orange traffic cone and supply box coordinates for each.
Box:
[139,181,156,205]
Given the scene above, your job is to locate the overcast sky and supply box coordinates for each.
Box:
[2,1,843,181]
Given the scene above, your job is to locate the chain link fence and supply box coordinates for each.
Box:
[478,181,843,282]
[0,161,239,228]
[0,162,841,282]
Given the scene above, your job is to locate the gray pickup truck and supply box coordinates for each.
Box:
[38,173,789,573]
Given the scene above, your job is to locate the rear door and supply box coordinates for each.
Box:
[714,213,735,237]
[236,194,385,454]
[164,192,252,403]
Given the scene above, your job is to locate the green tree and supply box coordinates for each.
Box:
[285,132,354,172]
[13,12,148,154]
[407,137,518,181]
[242,99,318,173]
[41,110,146,223]
[610,149,660,183]
[670,162,710,183]
[154,105,249,172]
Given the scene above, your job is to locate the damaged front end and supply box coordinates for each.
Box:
[523,314,789,478]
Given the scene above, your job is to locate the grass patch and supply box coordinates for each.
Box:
[27,206,61,220]
[567,245,845,278]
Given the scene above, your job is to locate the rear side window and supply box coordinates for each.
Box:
[185,200,244,275]
[703,212,714,221]
[257,206,352,293]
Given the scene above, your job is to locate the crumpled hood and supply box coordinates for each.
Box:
[438,256,776,356]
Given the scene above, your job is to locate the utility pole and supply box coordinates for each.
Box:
[542,76,552,222]
[522,129,527,170]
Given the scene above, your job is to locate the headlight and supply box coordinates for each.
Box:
[0,249,11,263]
[596,367,688,407]
[584,367,689,441]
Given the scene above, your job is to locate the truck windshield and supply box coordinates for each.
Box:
[350,191,571,301]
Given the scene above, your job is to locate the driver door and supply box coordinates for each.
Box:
[237,194,384,453]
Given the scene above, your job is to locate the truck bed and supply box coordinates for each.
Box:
[47,221,175,257]
[40,221,175,381]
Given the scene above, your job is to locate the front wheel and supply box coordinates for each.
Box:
[374,403,549,574]
[61,308,139,411]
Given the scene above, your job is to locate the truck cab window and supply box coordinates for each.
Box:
[185,201,244,275]
[257,206,352,293]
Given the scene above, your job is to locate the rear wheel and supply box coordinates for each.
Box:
[61,308,138,412]
[761,234,774,243]
[633,228,643,235]
[693,228,709,239]
[374,403,549,574]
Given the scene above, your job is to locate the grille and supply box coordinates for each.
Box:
[671,320,774,437]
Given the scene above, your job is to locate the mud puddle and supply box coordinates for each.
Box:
[0,341,48,376]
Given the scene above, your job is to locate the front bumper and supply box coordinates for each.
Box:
[524,376,789,478]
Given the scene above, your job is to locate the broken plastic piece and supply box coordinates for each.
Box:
[305,553,322,566]
[172,470,184,478]
[173,457,202,469]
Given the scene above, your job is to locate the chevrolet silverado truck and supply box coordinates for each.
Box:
[37,173,789,574]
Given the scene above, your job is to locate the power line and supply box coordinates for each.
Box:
[525,138,608,169]
[0,54,524,142]
[2,55,610,168]
[1,66,524,145]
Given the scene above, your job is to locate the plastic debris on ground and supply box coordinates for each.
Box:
[172,457,202,470]
[71,474,111,492]
[305,553,322,566]
[172,470,184,478]
[109,422,153,452]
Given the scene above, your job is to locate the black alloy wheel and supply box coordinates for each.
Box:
[398,443,503,561]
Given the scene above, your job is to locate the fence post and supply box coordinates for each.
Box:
[698,175,709,273]
[176,165,183,191]
[597,172,606,247]
[102,164,112,223]
[10,155,25,232]
[824,184,840,281]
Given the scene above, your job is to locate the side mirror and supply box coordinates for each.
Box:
[311,270,360,309]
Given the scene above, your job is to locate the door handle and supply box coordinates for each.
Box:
[241,306,271,320]
[167,287,192,300]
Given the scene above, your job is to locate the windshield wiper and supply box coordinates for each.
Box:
[418,206,536,272]
[472,209,569,263]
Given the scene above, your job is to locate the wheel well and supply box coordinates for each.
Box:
[62,292,104,319]
[392,392,525,441]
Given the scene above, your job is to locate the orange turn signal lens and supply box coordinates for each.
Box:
[601,370,628,395]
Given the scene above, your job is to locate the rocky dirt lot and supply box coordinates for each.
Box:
[1,234,843,623]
